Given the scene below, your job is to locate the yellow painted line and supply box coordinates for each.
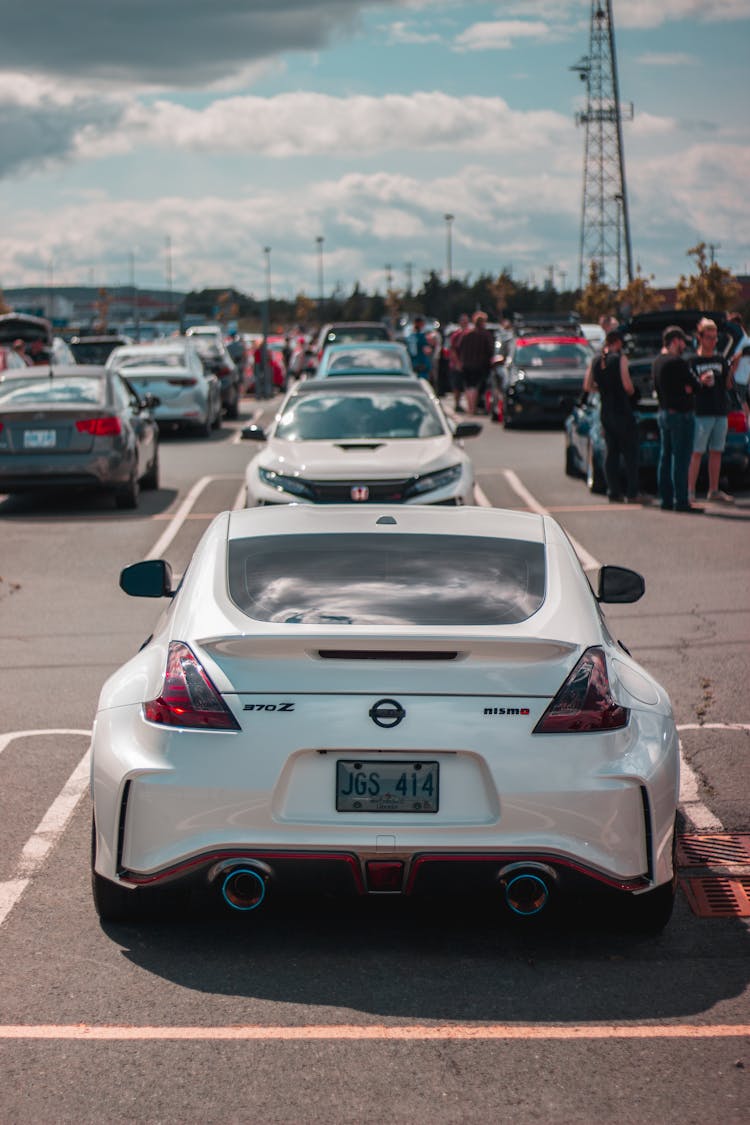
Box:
[0,1024,747,1041]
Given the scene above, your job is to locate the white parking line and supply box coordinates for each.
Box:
[0,728,90,759]
[0,733,91,928]
[146,475,238,560]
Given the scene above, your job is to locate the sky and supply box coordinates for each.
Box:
[1,0,748,304]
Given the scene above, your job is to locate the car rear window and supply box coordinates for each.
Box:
[327,348,406,372]
[0,376,105,406]
[227,533,545,625]
[325,327,389,345]
[70,341,122,364]
[116,352,186,369]
[516,342,590,369]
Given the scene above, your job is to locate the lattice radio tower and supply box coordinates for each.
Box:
[571,1,633,291]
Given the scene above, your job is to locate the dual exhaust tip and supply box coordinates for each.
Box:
[210,861,270,912]
[498,863,557,917]
[212,858,556,916]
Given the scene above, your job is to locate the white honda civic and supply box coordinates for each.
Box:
[90,504,680,931]
[242,377,480,507]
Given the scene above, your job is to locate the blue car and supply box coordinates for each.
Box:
[565,359,749,493]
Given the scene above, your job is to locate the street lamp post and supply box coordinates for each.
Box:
[129,250,140,342]
[261,246,272,399]
[444,213,454,282]
[614,194,623,291]
[315,236,324,309]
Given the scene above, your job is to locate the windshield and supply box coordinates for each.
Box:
[326,347,408,372]
[228,533,546,625]
[515,342,591,370]
[0,376,105,406]
[70,341,121,364]
[274,392,444,441]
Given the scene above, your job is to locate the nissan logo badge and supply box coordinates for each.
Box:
[369,698,406,729]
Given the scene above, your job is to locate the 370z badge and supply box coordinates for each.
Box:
[243,702,295,712]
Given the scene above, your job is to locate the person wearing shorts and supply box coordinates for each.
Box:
[687,318,734,504]
[448,313,469,411]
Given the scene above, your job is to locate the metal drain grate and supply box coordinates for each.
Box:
[676,834,750,868]
[680,877,750,918]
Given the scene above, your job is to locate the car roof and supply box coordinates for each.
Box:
[226,502,546,544]
[323,341,405,351]
[70,335,130,343]
[321,321,388,329]
[514,336,589,346]
[289,376,433,397]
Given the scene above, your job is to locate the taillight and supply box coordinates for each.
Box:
[533,647,629,733]
[143,641,240,730]
[75,416,122,436]
[727,410,747,434]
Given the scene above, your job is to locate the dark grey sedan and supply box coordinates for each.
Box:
[0,365,159,508]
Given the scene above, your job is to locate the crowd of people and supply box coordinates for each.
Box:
[584,311,749,512]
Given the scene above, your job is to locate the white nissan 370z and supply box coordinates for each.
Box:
[90,504,679,931]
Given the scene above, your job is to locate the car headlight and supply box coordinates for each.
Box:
[405,463,464,498]
[258,467,315,499]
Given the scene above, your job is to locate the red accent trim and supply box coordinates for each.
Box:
[404,853,649,894]
[123,850,365,894]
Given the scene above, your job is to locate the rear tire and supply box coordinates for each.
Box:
[225,388,240,420]
[114,471,139,509]
[91,818,143,924]
[620,879,676,934]
[141,448,160,490]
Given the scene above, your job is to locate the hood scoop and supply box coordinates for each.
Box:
[333,442,385,451]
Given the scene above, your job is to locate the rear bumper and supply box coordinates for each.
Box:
[0,453,132,490]
[91,700,679,898]
[116,845,653,898]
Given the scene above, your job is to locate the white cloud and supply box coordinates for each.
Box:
[454,20,551,51]
[14,91,569,169]
[385,21,442,44]
[617,0,750,29]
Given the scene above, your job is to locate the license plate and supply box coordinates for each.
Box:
[336,759,439,813]
[23,429,56,449]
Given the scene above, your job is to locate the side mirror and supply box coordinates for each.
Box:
[241,424,267,441]
[454,421,482,438]
[120,559,174,598]
[596,565,645,604]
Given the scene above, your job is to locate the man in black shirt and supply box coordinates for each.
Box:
[652,326,702,513]
[583,329,640,502]
[687,317,734,504]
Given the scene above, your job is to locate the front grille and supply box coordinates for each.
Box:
[309,478,413,502]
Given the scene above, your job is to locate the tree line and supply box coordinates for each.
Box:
[178,241,747,331]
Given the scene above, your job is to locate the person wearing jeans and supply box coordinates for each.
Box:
[652,326,701,513]
[583,329,642,503]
